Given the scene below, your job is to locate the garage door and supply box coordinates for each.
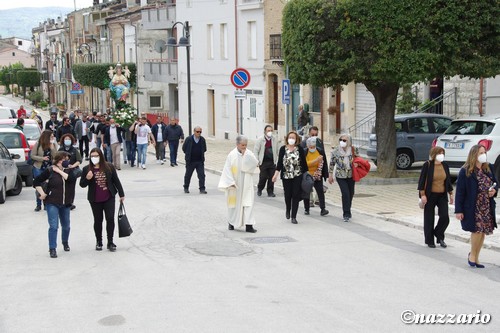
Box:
[355,84,376,124]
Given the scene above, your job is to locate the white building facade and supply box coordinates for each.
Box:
[176,0,265,140]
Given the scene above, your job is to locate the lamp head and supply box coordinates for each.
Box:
[178,36,190,47]
[167,37,177,47]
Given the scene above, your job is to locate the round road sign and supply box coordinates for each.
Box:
[230,68,251,89]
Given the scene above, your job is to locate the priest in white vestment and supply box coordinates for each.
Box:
[218,135,259,233]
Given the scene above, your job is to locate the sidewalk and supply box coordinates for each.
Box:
[193,137,500,251]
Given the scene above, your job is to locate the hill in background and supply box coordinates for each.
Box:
[0,7,72,40]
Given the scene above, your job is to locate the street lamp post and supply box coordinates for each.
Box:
[167,21,192,134]
[78,43,94,113]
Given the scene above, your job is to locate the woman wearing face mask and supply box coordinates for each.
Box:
[31,130,58,212]
[418,147,454,248]
[59,134,82,207]
[33,152,77,258]
[272,131,307,224]
[328,134,358,222]
[455,144,497,268]
[80,148,125,252]
[303,137,329,216]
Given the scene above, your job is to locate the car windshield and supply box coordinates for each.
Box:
[0,133,23,148]
[444,121,494,135]
[0,109,15,119]
[22,124,41,140]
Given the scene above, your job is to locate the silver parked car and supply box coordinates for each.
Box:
[0,141,23,203]
[367,114,452,169]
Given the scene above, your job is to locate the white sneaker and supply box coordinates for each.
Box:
[142,164,146,169]
[161,160,164,165]
[162,159,167,163]
[156,160,161,164]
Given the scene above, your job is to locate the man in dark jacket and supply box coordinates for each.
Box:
[182,126,207,194]
[165,117,184,167]
[56,117,76,142]
[45,112,60,134]
[151,115,167,165]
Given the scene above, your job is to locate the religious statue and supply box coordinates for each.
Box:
[109,63,130,102]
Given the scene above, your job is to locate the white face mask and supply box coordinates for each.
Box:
[288,138,296,145]
[339,141,347,148]
[435,154,445,162]
[91,157,100,165]
[111,124,116,128]
[478,153,487,164]
[309,148,316,153]
[64,140,72,146]
[51,138,56,144]
[266,131,273,138]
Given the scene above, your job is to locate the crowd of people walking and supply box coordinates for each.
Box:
[24,107,497,268]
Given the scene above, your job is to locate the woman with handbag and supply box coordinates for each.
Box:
[31,130,58,212]
[328,134,359,222]
[33,151,77,258]
[80,148,125,252]
[272,131,307,224]
[303,137,329,216]
[59,133,82,210]
[417,147,454,248]
[455,144,497,268]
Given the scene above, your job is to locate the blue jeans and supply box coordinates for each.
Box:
[126,140,136,163]
[137,143,148,165]
[96,137,102,149]
[33,167,43,207]
[169,140,179,164]
[46,203,71,250]
[105,145,113,163]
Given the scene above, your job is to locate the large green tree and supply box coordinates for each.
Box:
[283,0,499,177]
[17,70,40,99]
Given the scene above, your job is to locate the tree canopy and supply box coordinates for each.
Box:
[283,0,500,177]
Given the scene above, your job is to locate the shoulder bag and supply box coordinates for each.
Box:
[118,202,133,237]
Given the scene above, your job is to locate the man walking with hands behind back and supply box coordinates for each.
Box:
[182,126,207,194]
[254,125,278,197]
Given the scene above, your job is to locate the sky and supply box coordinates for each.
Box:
[0,0,94,10]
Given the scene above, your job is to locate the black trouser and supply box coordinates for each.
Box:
[336,177,355,218]
[90,198,116,244]
[423,192,449,245]
[184,161,206,190]
[304,180,326,211]
[257,159,275,194]
[79,135,89,158]
[282,176,302,218]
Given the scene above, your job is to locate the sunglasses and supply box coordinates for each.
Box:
[195,131,202,133]
[339,139,347,142]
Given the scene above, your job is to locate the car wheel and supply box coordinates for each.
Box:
[24,175,33,187]
[7,175,23,196]
[396,150,413,170]
[0,180,6,204]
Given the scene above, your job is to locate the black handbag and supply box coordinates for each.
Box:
[118,202,133,238]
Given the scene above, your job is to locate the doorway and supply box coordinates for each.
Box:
[207,89,215,136]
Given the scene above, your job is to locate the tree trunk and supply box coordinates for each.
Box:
[366,82,399,178]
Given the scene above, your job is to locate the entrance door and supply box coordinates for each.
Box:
[207,89,215,136]
[272,75,278,130]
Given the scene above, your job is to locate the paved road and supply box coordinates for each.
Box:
[1,157,499,332]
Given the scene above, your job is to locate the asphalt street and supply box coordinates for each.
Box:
[1,155,499,332]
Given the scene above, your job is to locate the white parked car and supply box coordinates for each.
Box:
[434,116,500,178]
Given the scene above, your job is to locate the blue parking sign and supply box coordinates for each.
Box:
[282,79,290,105]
